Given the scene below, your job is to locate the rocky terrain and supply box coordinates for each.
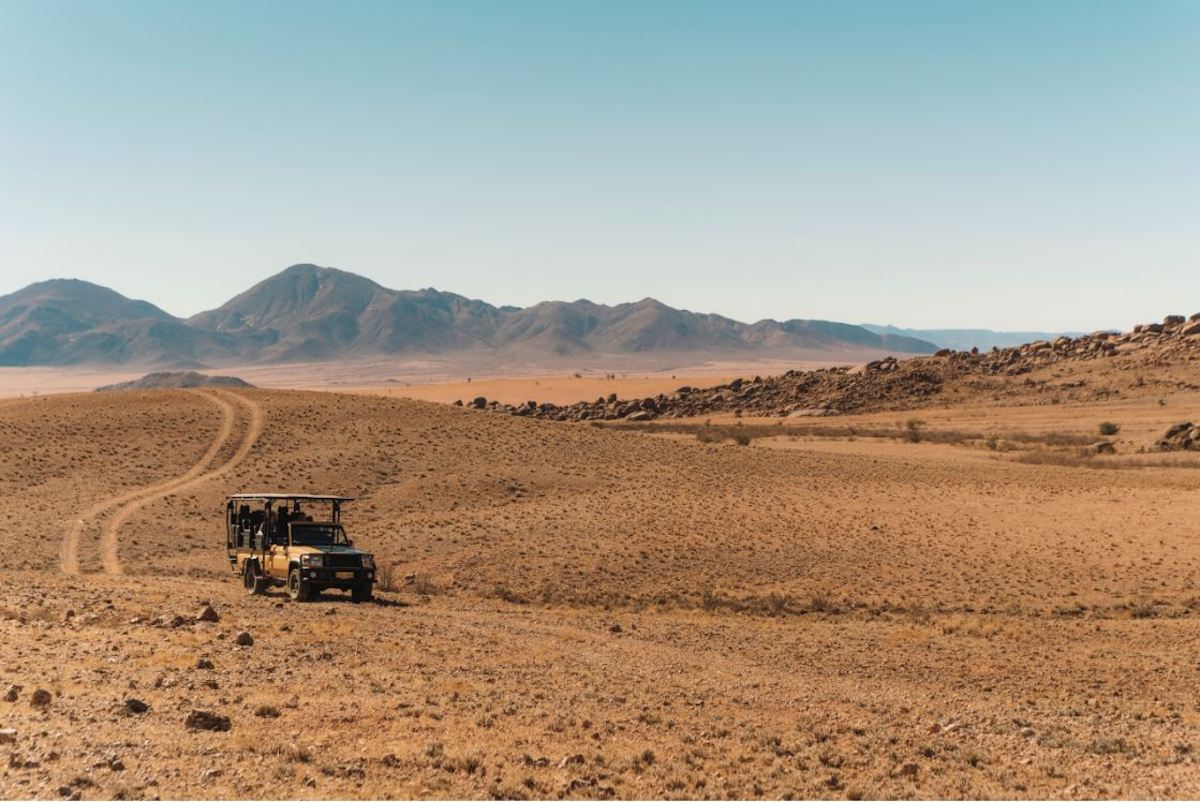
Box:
[4,342,1200,798]
[476,314,1200,421]
[95,372,254,392]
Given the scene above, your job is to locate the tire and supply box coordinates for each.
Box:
[352,582,373,604]
[243,561,265,595]
[287,568,312,602]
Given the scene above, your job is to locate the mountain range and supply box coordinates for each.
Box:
[860,324,1085,352]
[0,264,946,367]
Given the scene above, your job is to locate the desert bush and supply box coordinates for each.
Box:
[904,418,925,443]
[765,592,792,615]
[807,594,832,613]
[375,560,400,592]
[1099,421,1121,435]
[1129,602,1158,619]
[733,432,752,447]
[410,573,442,595]
[493,584,528,604]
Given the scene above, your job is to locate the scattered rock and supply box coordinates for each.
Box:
[122,698,149,715]
[609,623,622,634]
[1156,422,1200,451]
[195,658,214,670]
[184,710,231,732]
[3,684,20,702]
[196,605,219,623]
[0,728,15,744]
[235,631,254,646]
[29,689,52,708]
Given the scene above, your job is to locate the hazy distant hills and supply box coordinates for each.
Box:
[861,324,1086,352]
[0,263,941,367]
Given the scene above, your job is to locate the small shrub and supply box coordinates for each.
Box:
[904,418,925,443]
[376,561,400,592]
[733,432,752,447]
[1099,421,1121,436]
[1130,603,1158,619]
[765,592,792,616]
[411,574,441,595]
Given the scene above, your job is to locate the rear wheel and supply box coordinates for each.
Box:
[352,582,373,604]
[287,568,312,602]
[243,561,265,595]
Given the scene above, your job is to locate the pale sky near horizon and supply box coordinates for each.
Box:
[1,0,1197,331]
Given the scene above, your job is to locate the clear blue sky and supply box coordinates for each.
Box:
[1,0,1197,330]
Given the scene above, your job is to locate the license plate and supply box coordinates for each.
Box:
[336,571,354,579]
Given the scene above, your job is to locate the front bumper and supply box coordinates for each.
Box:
[301,567,374,586]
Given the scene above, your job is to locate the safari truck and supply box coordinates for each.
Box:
[226,493,375,602]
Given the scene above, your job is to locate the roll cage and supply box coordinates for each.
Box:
[225,493,353,553]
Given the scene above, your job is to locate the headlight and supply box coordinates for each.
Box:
[301,554,324,567]
[361,555,374,568]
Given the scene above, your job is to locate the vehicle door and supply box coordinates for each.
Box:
[267,524,287,578]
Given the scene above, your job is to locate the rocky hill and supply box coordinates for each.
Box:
[0,264,938,366]
[477,314,1200,421]
[95,371,254,392]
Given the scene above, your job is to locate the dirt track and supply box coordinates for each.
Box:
[59,389,263,576]
[98,390,263,574]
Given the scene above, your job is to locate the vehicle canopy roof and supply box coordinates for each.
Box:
[226,493,354,503]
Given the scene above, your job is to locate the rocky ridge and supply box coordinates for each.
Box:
[466,314,1200,421]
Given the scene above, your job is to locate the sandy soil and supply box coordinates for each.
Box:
[344,374,738,407]
[0,358,854,399]
[3,383,1200,799]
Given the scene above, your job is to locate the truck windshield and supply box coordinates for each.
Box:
[289,524,348,547]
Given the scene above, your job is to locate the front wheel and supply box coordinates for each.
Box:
[287,568,313,602]
[352,582,373,604]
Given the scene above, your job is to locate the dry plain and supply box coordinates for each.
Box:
[3,360,1200,799]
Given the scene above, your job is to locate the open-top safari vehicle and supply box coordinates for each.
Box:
[226,493,375,602]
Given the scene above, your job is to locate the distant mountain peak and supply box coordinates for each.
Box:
[0,263,941,366]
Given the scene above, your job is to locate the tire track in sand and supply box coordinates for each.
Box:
[100,389,263,574]
[60,390,236,575]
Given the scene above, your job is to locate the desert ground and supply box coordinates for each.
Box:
[4,349,1200,799]
[0,357,846,400]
